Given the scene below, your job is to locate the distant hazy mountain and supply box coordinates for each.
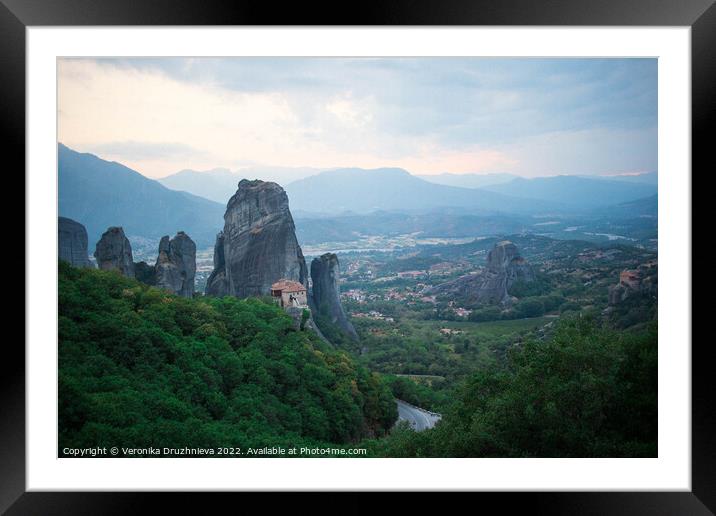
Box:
[592,193,658,219]
[158,168,241,204]
[480,175,657,208]
[416,172,518,189]
[593,171,658,185]
[159,165,324,203]
[285,168,560,215]
[59,144,225,247]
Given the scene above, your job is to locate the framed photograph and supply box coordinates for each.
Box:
[5,0,712,511]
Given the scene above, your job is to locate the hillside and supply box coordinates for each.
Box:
[58,262,397,455]
[367,317,657,457]
[592,194,657,219]
[58,144,225,247]
[285,168,560,215]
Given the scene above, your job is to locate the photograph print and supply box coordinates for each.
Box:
[57,57,658,459]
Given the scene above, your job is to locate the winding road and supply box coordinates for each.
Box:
[396,400,441,431]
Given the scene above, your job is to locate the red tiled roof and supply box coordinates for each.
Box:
[270,279,306,292]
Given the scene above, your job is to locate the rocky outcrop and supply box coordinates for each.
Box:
[205,180,308,298]
[94,226,135,278]
[205,231,228,296]
[482,240,534,302]
[608,264,658,305]
[58,217,92,267]
[285,306,309,331]
[154,231,196,298]
[608,283,629,306]
[310,253,358,341]
[428,240,534,306]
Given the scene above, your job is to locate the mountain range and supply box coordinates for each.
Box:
[158,165,324,203]
[416,172,518,189]
[157,164,656,214]
[416,171,657,190]
[58,144,224,247]
[589,193,657,219]
[594,171,658,185]
[480,175,657,208]
[284,168,561,215]
[58,144,658,250]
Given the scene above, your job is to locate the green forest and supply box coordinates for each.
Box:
[59,261,396,456]
[59,261,656,457]
[367,317,657,457]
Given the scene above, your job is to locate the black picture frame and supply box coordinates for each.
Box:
[3,0,712,512]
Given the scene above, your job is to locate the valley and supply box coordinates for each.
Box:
[325,233,656,412]
[57,143,658,458]
[50,55,666,470]
[186,223,657,421]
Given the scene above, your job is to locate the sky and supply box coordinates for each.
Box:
[58,57,657,179]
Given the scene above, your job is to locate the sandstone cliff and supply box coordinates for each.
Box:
[205,180,308,297]
[155,231,196,298]
[310,253,358,341]
[58,216,92,267]
[94,226,135,278]
[428,240,534,306]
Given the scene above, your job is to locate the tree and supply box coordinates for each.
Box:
[58,261,398,454]
[370,317,657,458]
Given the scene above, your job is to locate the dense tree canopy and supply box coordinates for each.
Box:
[59,260,656,459]
[59,261,396,455]
[367,316,657,457]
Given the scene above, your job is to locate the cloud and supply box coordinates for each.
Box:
[58,57,657,179]
[497,126,657,176]
[85,141,209,161]
[325,93,374,128]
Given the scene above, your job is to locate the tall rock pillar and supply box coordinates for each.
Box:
[155,231,196,298]
[58,216,92,267]
[205,179,308,298]
[94,226,135,278]
[310,253,358,341]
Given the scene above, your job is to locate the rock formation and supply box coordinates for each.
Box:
[485,240,534,291]
[428,240,534,306]
[608,282,629,306]
[205,180,308,297]
[310,253,358,341]
[58,216,92,267]
[205,231,228,296]
[94,226,135,278]
[608,264,658,305]
[154,231,196,298]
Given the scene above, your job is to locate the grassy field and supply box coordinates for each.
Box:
[402,316,555,338]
